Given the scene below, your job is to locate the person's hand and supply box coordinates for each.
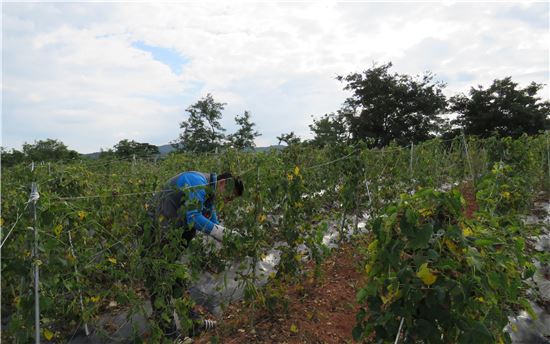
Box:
[209,224,226,242]
[209,224,242,242]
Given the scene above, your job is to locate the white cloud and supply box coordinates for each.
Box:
[2,2,548,153]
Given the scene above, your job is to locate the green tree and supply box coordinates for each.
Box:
[21,139,79,162]
[337,62,447,147]
[228,111,261,150]
[113,139,159,158]
[173,94,226,152]
[450,77,550,138]
[1,147,25,167]
[277,131,301,146]
[98,147,116,159]
[308,112,349,147]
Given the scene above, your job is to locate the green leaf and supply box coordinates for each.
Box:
[356,288,368,303]
[408,223,434,250]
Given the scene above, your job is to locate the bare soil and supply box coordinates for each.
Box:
[196,244,364,344]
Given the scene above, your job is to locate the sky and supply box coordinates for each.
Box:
[2,1,548,153]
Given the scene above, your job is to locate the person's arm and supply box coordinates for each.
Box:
[185,189,225,241]
[207,203,219,224]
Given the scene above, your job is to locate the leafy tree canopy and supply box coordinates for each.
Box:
[113,139,159,158]
[277,131,301,146]
[337,62,447,147]
[309,112,349,148]
[228,111,261,150]
[2,139,80,167]
[450,77,550,138]
[1,147,25,167]
[173,93,226,153]
[23,139,79,162]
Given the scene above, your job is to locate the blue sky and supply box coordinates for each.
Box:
[2,2,548,153]
[131,41,189,75]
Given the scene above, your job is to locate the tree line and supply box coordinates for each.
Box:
[2,62,548,167]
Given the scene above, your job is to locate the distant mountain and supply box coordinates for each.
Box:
[83,144,285,159]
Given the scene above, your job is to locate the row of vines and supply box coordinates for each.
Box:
[1,134,549,343]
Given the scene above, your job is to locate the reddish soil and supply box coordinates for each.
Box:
[459,181,478,219]
[196,244,364,343]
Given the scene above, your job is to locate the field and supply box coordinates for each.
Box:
[1,135,549,343]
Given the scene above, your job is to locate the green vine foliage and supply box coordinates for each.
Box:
[1,135,548,342]
[354,188,536,343]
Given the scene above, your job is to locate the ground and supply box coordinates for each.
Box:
[196,243,364,344]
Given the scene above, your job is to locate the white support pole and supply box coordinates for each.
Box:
[546,130,550,184]
[461,131,475,182]
[394,317,405,344]
[30,182,40,344]
[68,230,90,336]
[409,142,414,179]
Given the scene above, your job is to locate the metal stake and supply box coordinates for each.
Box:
[30,182,40,344]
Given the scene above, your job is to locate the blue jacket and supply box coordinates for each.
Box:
[151,171,219,235]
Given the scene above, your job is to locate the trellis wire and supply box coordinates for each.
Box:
[0,202,31,249]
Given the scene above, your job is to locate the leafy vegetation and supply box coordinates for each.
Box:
[1,134,548,342]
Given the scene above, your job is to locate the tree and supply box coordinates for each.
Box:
[173,94,226,153]
[21,139,79,162]
[227,111,261,150]
[277,131,301,146]
[1,147,25,167]
[450,77,550,138]
[337,62,447,147]
[309,112,349,147]
[113,139,159,158]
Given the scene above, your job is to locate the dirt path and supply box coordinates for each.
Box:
[196,244,364,343]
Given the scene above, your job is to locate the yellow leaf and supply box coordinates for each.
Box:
[475,297,485,303]
[511,323,518,332]
[367,239,378,254]
[43,329,54,340]
[0,217,4,226]
[90,296,100,303]
[287,173,294,182]
[258,214,267,223]
[293,166,300,176]
[13,296,20,307]
[364,263,372,274]
[501,191,511,200]
[381,287,401,305]
[462,226,473,237]
[445,239,460,255]
[290,324,298,333]
[77,211,86,221]
[419,208,433,217]
[416,263,437,285]
[107,257,117,264]
[54,224,63,238]
[66,252,75,263]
